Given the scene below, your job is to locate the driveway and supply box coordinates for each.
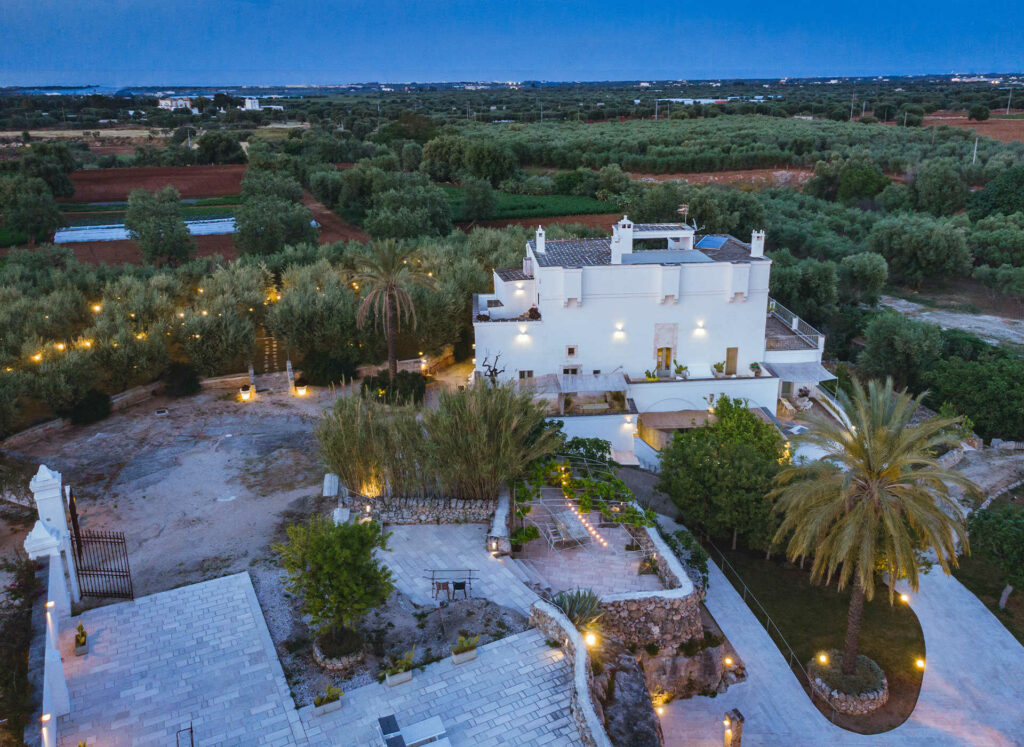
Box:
[658,516,1024,746]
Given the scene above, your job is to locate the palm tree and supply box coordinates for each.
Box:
[351,240,433,382]
[772,378,976,675]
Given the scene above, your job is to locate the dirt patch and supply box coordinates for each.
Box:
[253,569,530,707]
[880,294,1024,347]
[302,192,369,243]
[66,164,246,202]
[460,212,622,231]
[922,110,1024,144]
[630,168,815,187]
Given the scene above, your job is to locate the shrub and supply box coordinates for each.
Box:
[808,650,885,695]
[74,624,87,647]
[384,648,416,675]
[300,351,358,386]
[360,370,427,404]
[550,588,603,630]
[452,635,479,654]
[163,361,201,397]
[313,685,343,707]
[68,388,111,425]
[509,525,540,546]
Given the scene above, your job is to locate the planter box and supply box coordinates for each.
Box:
[74,643,88,657]
[385,670,413,687]
[313,699,342,716]
[451,648,478,665]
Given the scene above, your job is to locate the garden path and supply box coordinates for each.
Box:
[657,516,1024,746]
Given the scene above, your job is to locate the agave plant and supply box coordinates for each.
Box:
[551,588,603,630]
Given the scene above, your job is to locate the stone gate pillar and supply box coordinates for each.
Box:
[26,465,81,603]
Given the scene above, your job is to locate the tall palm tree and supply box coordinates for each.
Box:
[772,378,976,675]
[351,239,433,382]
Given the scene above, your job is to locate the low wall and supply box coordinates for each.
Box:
[598,520,703,650]
[23,557,49,747]
[344,493,499,525]
[548,413,635,456]
[529,601,612,747]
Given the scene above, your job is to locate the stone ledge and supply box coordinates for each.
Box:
[811,677,889,715]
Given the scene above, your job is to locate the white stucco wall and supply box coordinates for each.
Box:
[548,412,636,453]
[629,375,780,413]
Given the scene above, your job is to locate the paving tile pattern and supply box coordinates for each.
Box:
[300,629,580,746]
[381,524,539,615]
[57,573,303,747]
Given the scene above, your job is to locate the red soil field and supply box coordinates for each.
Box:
[302,192,369,242]
[40,234,239,266]
[67,164,246,202]
[922,110,1024,144]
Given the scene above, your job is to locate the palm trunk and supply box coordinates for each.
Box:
[842,580,866,675]
[386,293,398,382]
[999,584,1013,610]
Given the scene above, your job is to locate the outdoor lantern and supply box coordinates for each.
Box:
[584,631,597,647]
[240,385,252,401]
[818,652,828,665]
[295,377,308,396]
[900,593,910,603]
[724,657,733,667]
[915,657,926,670]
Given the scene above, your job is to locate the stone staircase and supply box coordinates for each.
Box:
[510,558,553,596]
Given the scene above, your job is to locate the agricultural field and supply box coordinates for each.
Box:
[441,184,617,222]
[66,164,246,201]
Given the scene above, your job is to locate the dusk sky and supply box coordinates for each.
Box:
[1,0,1020,86]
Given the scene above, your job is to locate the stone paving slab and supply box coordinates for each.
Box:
[381,524,539,615]
[58,572,305,747]
[299,629,580,746]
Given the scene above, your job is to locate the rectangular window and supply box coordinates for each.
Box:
[563,367,579,376]
[592,369,601,375]
[566,345,578,358]
[519,370,534,379]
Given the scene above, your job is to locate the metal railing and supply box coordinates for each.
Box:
[705,541,842,723]
[767,298,823,350]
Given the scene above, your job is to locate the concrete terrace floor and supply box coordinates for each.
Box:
[58,573,303,747]
[658,515,1024,747]
[300,629,579,746]
[381,523,540,615]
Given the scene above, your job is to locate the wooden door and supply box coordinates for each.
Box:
[725,347,738,376]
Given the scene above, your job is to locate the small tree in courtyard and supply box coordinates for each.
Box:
[968,506,1024,610]
[274,515,394,647]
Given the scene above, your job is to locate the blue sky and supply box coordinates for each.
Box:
[1,0,1020,86]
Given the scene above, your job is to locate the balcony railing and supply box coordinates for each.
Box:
[766,298,822,350]
[473,293,541,323]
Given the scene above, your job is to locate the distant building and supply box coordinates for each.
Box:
[157,97,191,110]
[243,97,261,110]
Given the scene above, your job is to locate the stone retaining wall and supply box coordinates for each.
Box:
[597,517,703,650]
[811,677,889,715]
[345,494,499,525]
[529,601,611,747]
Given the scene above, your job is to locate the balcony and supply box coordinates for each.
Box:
[765,298,823,351]
[473,293,541,323]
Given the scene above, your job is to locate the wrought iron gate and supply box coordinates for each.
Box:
[68,494,134,601]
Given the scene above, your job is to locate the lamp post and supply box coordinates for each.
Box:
[723,708,744,747]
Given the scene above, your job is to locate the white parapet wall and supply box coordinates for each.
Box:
[548,413,636,455]
[628,374,780,413]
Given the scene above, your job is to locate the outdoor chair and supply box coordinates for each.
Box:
[432,581,451,600]
[451,581,468,599]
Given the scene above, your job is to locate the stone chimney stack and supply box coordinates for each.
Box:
[535,226,546,254]
[612,216,634,264]
[750,229,766,258]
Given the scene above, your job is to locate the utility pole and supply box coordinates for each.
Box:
[539,102,543,122]
[655,99,659,120]
[972,136,978,165]
[1008,86,1015,115]
[850,93,856,121]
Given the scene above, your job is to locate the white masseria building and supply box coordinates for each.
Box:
[472,217,836,465]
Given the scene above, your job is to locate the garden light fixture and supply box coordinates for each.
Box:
[818,652,828,665]
[584,631,597,647]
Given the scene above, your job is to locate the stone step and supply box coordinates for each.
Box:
[500,557,531,585]
[514,559,550,590]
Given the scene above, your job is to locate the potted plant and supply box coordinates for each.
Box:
[673,360,689,380]
[74,623,88,656]
[712,362,725,378]
[644,369,657,382]
[750,362,761,377]
[451,635,480,664]
[384,649,416,686]
[312,685,344,716]
[510,525,540,553]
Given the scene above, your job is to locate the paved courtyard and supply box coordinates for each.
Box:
[513,495,664,594]
[300,629,579,746]
[58,573,303,747]
[381,524,539,615]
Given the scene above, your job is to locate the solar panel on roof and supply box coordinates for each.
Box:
[696,236,728,249]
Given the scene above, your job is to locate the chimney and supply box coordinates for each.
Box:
[535,226,546,254]
[750,230,765,258]
[612,216,634,264]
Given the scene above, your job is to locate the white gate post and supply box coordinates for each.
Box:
[28,465,81,604]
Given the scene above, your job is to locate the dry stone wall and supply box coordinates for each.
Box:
[811,678,889,715]
[345,494,499,525]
